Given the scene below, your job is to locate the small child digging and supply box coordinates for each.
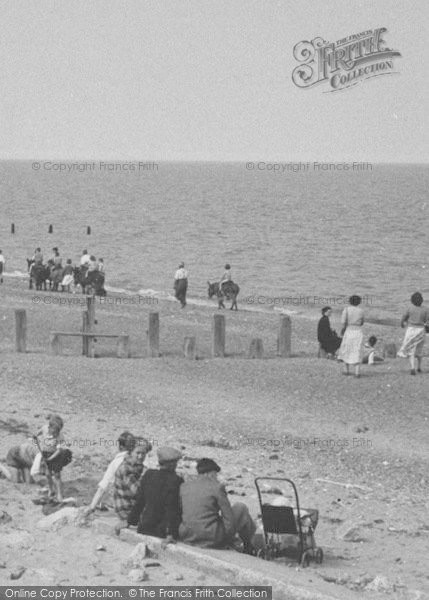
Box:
[33,414,72,502]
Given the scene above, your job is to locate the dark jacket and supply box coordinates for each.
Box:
[127,469,183,539]
[317,315,341,354]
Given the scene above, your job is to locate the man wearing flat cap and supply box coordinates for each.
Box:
[127,446,183,540]
[173,262,188,308]
[179,458,256,552]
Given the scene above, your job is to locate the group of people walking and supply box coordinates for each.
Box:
[317,292,429,376]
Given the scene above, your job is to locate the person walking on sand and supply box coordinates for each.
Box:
[397,292,429,375]
[0,250,5,283]
[337,295,364,378]
[174,261,188,308]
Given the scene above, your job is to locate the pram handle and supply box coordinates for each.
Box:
[254,476,304,545]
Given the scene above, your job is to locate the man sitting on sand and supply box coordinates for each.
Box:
[126,446,183,540]
[113,437,152,532]
[179,458,256,553]
[0,440,38,483]
[87,431,136,513]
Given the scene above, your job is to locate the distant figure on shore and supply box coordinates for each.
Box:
[87,255,98,272]
[179,458,256,553]
[86,431,136,513]
[127,446,183,540]
[397,292,428,375]
[80,249,90,266]
[362,335,384,365]
[53,248,62,269]
[337,295,364,377]
[0,249,5,283]
[219,263,233,295]
[98,258,105,273]
[174,262,188,308]
[33,247,43,264]
[317,306,342,357]
[61,259,74,292]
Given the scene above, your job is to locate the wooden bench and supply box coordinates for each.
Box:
[50,332,130,358]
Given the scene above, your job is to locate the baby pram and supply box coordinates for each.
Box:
[254,476,323,567]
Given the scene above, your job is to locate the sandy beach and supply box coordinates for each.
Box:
[1,277,428,597]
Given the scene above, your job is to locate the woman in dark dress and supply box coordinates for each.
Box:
[317,306,342,356]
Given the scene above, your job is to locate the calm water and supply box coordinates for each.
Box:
[1,161,428,318]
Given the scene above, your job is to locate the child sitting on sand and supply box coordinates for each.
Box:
[362,336,384,365]
[33,414,72,503]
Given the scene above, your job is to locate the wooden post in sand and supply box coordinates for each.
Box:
[212,314,225,357]
[15,309,27,352]
[148,312,160,357]
[184,336,197,359]
[249,338,264,359]
[82,311,89,356]
[277,315,291,357]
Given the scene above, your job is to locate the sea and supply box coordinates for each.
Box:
[1,161,428,321]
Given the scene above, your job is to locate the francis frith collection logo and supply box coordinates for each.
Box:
[292,28,401,92]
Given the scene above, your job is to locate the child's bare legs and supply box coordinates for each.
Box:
[54,473,63,502]
[354,363,360,377]
[342,363,350,375]
[409,354,416,374]
[416,356,422,373]
[46,473,55,498]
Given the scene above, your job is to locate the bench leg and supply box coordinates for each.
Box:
[50,333,63,356]
[116,335,130,358]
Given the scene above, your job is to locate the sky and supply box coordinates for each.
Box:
[0,0,427,161]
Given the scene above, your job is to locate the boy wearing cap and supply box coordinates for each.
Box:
[127,446,183,540]
[179,458,256,553]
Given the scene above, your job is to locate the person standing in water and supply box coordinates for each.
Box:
[174,262,188,308]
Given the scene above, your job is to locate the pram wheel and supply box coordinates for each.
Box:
[315,548,324,564]
[300,551,311,568]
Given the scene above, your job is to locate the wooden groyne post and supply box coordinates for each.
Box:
[148,312,160,357]
[15,309,27,353]
[184,336,197,359]
[82,297,96,357]
[212,314,225,357]
[277,315,291,357]
[249,338,264,359]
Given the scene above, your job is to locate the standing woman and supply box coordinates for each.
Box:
[397,292,428,375]
[338,295,364,377]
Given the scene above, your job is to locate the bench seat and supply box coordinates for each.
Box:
[50,332,130,358]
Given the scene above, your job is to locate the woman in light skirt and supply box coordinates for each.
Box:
[338,295,364,377]
[397,292,428,375]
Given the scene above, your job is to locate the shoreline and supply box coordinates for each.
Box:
[1,271,402,327]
